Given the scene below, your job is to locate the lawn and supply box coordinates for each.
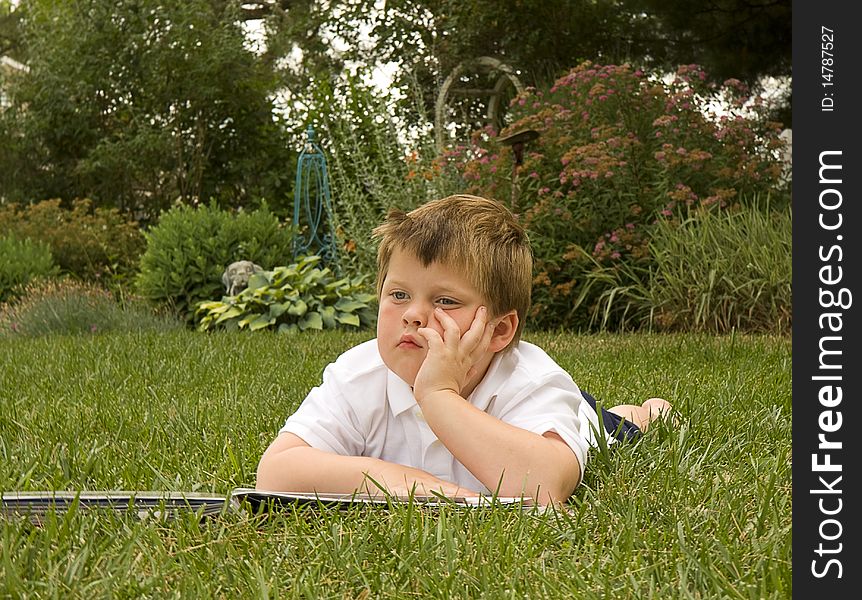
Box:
[0,330,791,598]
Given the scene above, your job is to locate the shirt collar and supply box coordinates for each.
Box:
[467,349,512,411]
[385,347,516,417]
[386,370,417,417]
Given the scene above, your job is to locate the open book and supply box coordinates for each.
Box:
[0,490,236,522]
[1,488,532,521]
[230,487,532,511]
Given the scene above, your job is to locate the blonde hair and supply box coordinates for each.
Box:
[372,194,532,348]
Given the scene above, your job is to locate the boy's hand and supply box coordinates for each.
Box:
[413,306,494,404]
[363,462,478,498]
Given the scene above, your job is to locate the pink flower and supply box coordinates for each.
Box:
[90,324,98,333]
[611,252,621,259]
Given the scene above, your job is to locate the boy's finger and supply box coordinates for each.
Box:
[417,325,444,350]
[433,307,461,346]
[466,318,495,366]
[461,306,488,351]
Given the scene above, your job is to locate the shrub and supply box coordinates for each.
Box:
[647,200,792,332]
[196,255,376,333]
[0,278,180,337]
[0,235,59,302]
[443,61,787,330]
[0,199,145,288]
[136,203,297,322]
[310,74,463,279]
[570,198,792,333]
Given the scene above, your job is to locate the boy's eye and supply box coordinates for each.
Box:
[437,298,457,306]
[391,291,409,301]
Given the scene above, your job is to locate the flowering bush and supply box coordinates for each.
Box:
[443,61,787,329]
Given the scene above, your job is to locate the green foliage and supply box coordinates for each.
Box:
[0,198,144,287]
[629,0,791,90]
[0,331,791,597]
[646,201,792,332]
[0,234,58,302]
[0,277,179,336]
[447,62,786,330]
[274,0,790,132]
[136,203,296,322]
[570,199,792,333]
[307,75,463,278]
[0,0,295,219]
[196,255,376,333]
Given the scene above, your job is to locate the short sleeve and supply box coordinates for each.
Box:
[279,362,366,457]
[493,373,590,478]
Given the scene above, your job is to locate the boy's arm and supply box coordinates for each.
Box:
[255,432,477,497]
[417,393,581,504]
[414,308,581,504]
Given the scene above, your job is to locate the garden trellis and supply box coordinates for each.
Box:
[293,125,338,267]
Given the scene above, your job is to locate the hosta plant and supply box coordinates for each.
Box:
[195,255,376,333]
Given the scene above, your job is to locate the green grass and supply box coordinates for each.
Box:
[0,330,791,598]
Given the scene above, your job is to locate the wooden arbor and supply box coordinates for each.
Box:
[434,57,525,152]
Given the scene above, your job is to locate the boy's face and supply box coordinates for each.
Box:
[377,248,491,388]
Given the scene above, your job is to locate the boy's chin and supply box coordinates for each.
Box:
[390,365,419,388]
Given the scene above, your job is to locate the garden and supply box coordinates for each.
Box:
[1,1,791,597]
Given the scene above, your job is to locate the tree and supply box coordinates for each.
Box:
[628,0,791,124]
[0,0,296,220]
[255,0,791,131]
[629,0,791,86]
[0,1,23,59]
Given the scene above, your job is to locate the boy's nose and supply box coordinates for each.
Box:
[402,305,428,327]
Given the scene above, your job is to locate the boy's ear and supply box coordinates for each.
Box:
[488,310,519,353]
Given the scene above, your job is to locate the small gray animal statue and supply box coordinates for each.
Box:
[222,261,264,296]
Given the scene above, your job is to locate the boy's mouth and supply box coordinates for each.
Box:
[397,334,423,349]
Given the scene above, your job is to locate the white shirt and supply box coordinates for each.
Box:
[280,339,601,493]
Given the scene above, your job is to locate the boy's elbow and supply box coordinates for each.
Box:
[536,433,581,503]
[495,466,579,505]
[545,471,580,504]
[255,432,312,491]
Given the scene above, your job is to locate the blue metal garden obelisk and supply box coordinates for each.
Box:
[293,125,338,266]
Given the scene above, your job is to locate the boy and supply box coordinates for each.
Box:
[256,195,671,505]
